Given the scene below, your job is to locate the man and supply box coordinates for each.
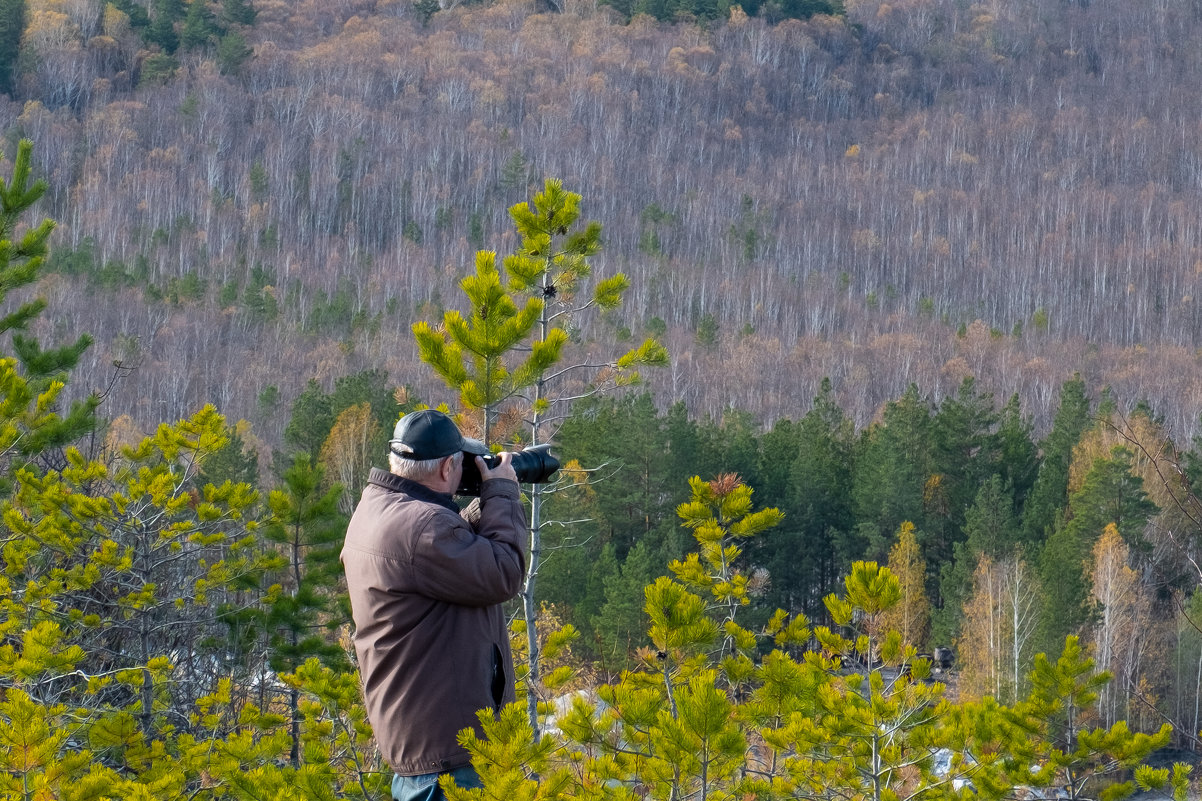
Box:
[341,409,527,801]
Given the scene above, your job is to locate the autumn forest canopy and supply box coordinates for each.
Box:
[5,0,1202,797]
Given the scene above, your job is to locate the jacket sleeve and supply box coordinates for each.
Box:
[410,479,528,607]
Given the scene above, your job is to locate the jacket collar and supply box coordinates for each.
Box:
[367,467,460,513]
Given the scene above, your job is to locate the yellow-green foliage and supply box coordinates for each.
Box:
[456,474,1191,801]
[0,143,388,798]
[412,178,666,443]
[2,408,388,795]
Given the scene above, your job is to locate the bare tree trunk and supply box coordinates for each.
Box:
[522,279,552,734]
[523,485,543,735]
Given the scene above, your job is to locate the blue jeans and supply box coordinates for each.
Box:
[392,765,482,801]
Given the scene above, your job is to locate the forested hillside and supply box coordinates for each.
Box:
[2,0,1202,449]
[6,1,1202,793]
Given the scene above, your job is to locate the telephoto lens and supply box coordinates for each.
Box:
[456,443,560,496]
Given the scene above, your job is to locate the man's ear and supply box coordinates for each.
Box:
[440,454,462,483]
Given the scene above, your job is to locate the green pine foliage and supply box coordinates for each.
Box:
[851,384,933,561]
[0,405,284,792]
[180,0,223,50]
[147,0,185,53]
[198,423,261,487]
[221,0,257,26]
[110,0,152,30]
[0,0,23,97]
[262,454,351,766]
[447,475,1190,801]
[216,30,253,75]
[0,140,97,482]
[413,245,549,435]
[592,540,659,670]
[547,394,683,560]
[996,393,1040,513]
[927,377,1002,573]
[933,474,1022,643]
[750,377,856,618]
[282,369,400,469]
[284,377,335,459]
[1010,636,1179,801]
[414,178,666,442]
[1021,375,1092,546]
[264,454,349,674]
[671,474,785,667]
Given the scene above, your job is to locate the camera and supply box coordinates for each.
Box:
[457,443,560,496]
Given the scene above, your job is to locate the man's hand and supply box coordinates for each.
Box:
[477,452,518,483]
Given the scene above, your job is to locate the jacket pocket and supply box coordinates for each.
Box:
[491,644,506,709]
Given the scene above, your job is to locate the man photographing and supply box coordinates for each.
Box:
[341,409,527,801]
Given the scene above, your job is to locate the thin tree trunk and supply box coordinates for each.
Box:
[522,270,552,733]
[291,524,302,766]
[523,485,543,735]
[1193,642,1202,741]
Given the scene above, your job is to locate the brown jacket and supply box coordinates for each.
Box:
[341,467,528,776]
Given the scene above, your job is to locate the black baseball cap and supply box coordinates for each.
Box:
[389,410,488,460]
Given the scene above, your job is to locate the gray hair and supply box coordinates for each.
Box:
[389,450,463,483]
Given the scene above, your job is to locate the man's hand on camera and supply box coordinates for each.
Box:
[477,452,519,483]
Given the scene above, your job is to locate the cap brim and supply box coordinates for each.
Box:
[461,436,488,455]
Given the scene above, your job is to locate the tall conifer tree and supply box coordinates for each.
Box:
[1022,376,1091,547]
[851,383,932,560]
[180,0,223,50]
[930,377,1001,553]
[934,474,1022,644]
[0,0,23,96]
[751,377,854,617]
[146,0,184,52]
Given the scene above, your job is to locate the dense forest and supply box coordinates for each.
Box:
[2,0,1202,451]
[6,0,1202,797]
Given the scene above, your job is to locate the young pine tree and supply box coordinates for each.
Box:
[0,139,96,486]
[263,454,350,766]
[413,178,667,730]
[1007,635,1188,801]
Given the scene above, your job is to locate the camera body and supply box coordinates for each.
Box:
[456,443,560,496]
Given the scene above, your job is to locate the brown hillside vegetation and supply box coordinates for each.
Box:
[4,0,1202,443]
